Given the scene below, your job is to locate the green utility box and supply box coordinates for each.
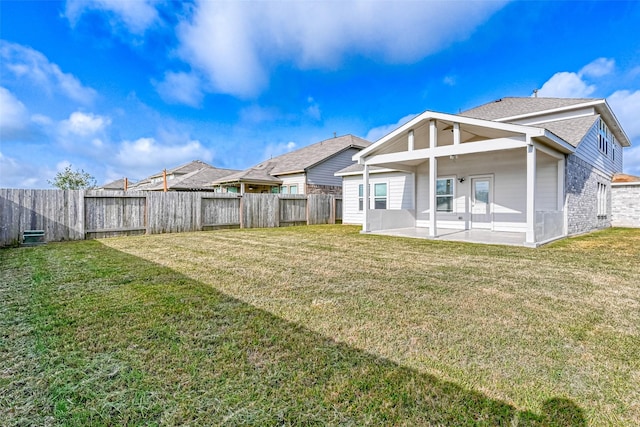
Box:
[23,230,45,246]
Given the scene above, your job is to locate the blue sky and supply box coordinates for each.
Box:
[1,0,639,188]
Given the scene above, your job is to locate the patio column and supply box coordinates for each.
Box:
[526,144,536,244]
[558,157,567,235]
[240,182,246,194]
[453,122,460,145]
[408,129,414,151]
[363,163,370,233]
[429,119,437,237]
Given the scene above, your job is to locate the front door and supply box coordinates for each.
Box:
[471,177,492,229]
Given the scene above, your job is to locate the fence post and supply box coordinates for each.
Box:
[79,189,85,239]
[239,195,245,228]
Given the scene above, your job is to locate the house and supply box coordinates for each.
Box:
[336,97,632,247]
[98,178,131,191]
[211,134,371,195]
[130,160,239,192]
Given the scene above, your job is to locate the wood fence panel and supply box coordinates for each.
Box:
[279,196,307,225]
[242,194,279,228]
[307,194,334,225]
[0,189,21,246]
[1,190,340,247]
[202,195,240,227]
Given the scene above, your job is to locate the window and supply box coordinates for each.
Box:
[358,183,387,210]
[598,119,612,156]
[289,185,298,194]
[374,183,387,209]
[436,178,454,212]
[597,182,607,217]
[227,186,238,194]
[271,186,280,193]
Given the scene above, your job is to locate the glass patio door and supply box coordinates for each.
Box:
[471,177,492,229]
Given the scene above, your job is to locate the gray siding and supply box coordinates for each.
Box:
[307,148,361,187]
[574,118,623,177]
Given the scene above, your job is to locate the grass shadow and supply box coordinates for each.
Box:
[1,240,587,425]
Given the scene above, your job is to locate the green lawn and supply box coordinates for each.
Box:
[1,226,639,426]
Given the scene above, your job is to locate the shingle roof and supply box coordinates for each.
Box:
[613,173,640,183]
[460,97,598,120]
[209,160,283,185]
[143,166,239,190]
[213,134,371,184]
[270,134,370,175]
[147,160,212,179]
[530,115,599,148]
[99,178,128,190]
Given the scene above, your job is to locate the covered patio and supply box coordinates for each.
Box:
[370,227,528,246]
[352,111,575,247]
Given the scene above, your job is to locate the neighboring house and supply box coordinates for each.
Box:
[211,134,371,195]
[98,178,131,191]
[336,97,631,246]
[130,160,239,192]
[611,173,640,228]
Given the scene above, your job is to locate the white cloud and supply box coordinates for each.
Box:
[537,57,615,98]
[366,113,418,142]
[65,0,160,35]
[153,71,204,107]
[0,87,29,136]
[306,97,321,121]
[608,89,640,176]
[0,41,97,104]
[114,137,213,175]
[0,152,48,188]
[608,90,640,140]
[175,0,508,97]
[580,57,615,78]
[262,141,296,160]
[59,112,111,136]
[443,75,457,86]
[537,72,596,98]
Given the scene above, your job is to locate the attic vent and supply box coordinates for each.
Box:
[495,99,502,103]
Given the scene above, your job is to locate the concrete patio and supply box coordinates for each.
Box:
[368,227,528,247]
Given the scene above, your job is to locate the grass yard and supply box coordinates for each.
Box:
[1,225,639,426]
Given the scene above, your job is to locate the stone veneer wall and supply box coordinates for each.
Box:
[306,184,342,195]
[565,155,611,235]
[612,184,640,227]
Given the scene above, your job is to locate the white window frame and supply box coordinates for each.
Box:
[373,182,387,210]
[436,176,455,213]
[289,184,298,195]
[597,182,607,218]
[358,182,389,210]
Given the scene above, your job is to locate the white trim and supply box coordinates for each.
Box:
[612,181,640,187]
[526,144,536,244]
[355,110,551,161]
[335,167,401,177]
[493,99,606,123]
[364,136,528,166]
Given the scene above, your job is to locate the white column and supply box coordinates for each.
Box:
[408,130,415,151]
[453,122,460,145]
[526,144,536,244]
[429,120,438,237]
[363,163,370,233]
[558,157,567,236]
[240,182,246,194]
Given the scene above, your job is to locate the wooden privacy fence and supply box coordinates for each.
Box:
[0,189,343,247]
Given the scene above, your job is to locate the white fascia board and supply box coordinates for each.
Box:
[612,181,640,187]
[539,130,575,154]
[364,137,528,165]
[334,167,400,177]
[494,99,606,123]
[355,110,548,161]
[599,100,632,147]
